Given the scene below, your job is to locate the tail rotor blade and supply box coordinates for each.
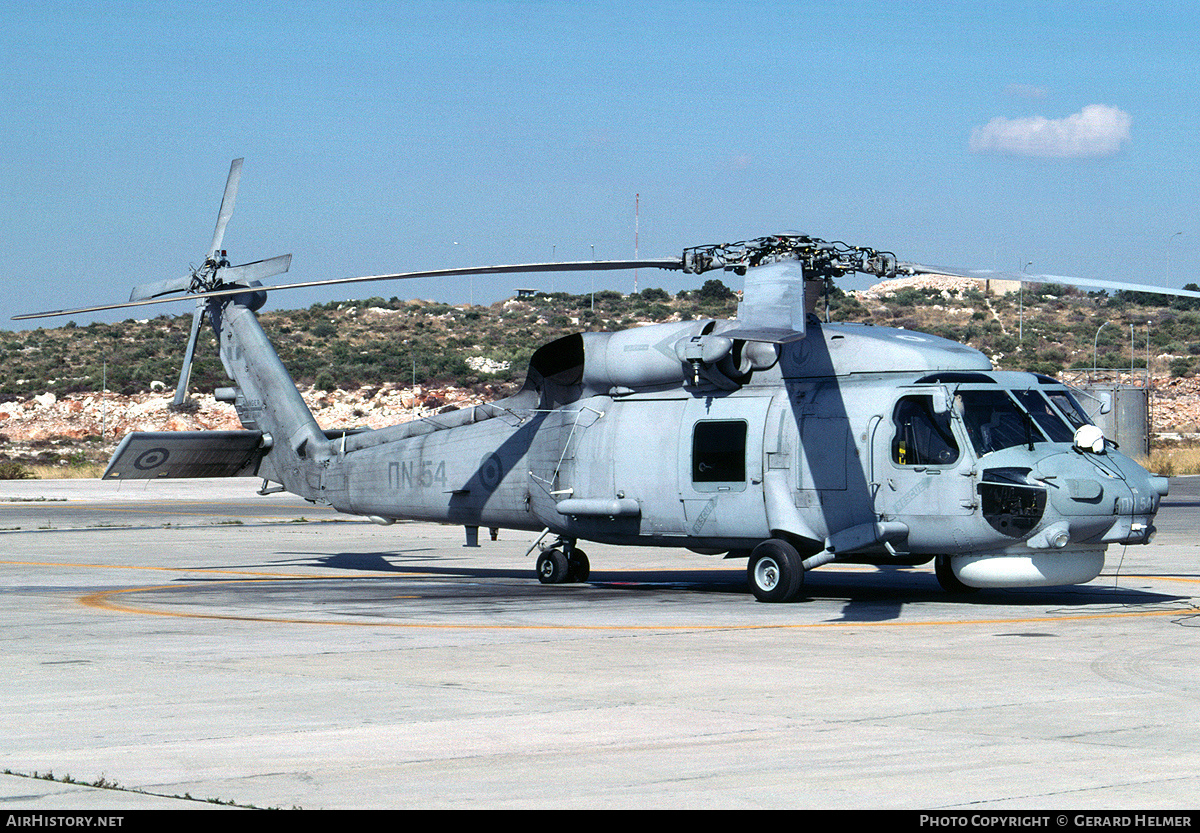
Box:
[208,158,243,259]
[173,302,204,406]
[130,274,193,303]
[215,253,292,286]
[130,255,290,303]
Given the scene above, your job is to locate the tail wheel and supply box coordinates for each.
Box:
[536,549,570,584]
[747,539,804,603]
[935,555,979,594]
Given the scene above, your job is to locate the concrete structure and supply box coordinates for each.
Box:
[1077,382,1152,457]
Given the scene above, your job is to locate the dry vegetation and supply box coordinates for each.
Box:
[1142,442,1200,477]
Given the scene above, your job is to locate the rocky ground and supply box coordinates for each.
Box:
[1149,375,1200,433]
[0,383,496,469]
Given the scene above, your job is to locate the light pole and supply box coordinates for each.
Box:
[1019,261,1032,344]
[1094,320,1112,378]
[1146,320,1152,383]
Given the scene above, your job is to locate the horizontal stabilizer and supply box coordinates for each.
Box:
[103,430,267,480]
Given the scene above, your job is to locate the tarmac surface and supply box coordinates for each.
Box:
[2,476,1199,809]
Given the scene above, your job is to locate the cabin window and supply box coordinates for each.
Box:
[891,396,960,466]
[692,420,747,490]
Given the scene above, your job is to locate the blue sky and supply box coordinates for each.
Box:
[3,0,1198,327]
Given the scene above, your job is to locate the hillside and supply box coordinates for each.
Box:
[3,277,1200,475]
[0,285,740,400]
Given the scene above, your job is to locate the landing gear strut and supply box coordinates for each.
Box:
[536,538,590,584]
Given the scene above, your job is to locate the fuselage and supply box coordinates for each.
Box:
[253,315,1165,589]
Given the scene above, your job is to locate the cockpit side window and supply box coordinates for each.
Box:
[1012,389,1075,443]
[956,390,1047,456]
[1046,390,1092,430]
[891,396,960,466]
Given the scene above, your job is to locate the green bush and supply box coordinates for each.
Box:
[1170,357,1195,378]
[0,461,33,480]
[698,279,734,302]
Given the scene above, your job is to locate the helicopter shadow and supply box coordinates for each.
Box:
[802,566,1190,623]
[184,549,1191,624]
[279,550,539,580]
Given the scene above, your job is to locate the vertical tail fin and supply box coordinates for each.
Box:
[210,297,329,497]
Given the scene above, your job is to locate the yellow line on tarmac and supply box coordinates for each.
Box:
[0,559,322,578]
[21,504,307,520]
[70,573,1200,632]
[6,557,1196,631]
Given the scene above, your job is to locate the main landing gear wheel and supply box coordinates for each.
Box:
[935,555,979,594]
[536,549,570,584]
[747,538,804,603]
[536,541,589,584]
[567,549,590,583]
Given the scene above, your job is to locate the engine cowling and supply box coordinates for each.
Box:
[580,322,776,394]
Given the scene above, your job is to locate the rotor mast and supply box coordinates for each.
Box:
[679,234,900,317]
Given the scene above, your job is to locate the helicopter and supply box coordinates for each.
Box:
[18,159,1196,602]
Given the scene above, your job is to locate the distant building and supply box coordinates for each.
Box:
[917,272,1021,296]
[983,278,1023,296]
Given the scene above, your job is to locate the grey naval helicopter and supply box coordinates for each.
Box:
[19,159,1196,603]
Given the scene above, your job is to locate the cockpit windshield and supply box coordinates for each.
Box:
[1012,389,1075,443]
[955,389,1046,456]
[1045,389,1093,430]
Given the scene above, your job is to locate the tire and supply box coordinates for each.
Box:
[747,539,804,603]
[536,548,570,584]
[567,549,590,583]
[935,554,978,594]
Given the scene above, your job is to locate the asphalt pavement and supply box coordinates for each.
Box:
[2,477,1198,809]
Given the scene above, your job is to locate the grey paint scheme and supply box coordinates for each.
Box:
[36,158,1169,594]
[106,278,1167,590]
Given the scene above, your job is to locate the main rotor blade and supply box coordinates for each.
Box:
[899,263,1200,300]
[208,158,243,259]
[13,258,683,321]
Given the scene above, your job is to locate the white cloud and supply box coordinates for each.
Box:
[969,104,1132,158]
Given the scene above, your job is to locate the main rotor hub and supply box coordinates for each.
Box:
[680,234,897,281]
